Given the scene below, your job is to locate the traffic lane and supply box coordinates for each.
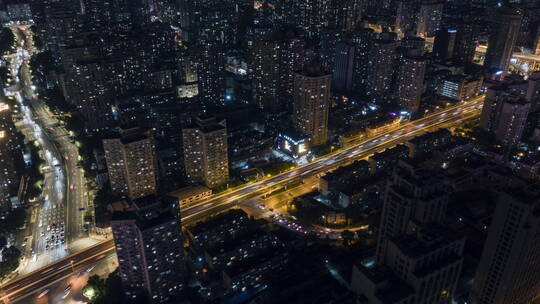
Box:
[7,250,113,303]
[242,111,482,238]
[25,79,87,242]
[3,240,114,296]
[182,106,482,224]
[181,97,484,216]
[16,98,67,265]
[3,247,114,303]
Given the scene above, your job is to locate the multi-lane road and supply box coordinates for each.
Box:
[16,25,91,246]
[2,26,92,278]
[0,240,114,303]
[0,93,483,303]
[179,95,484,224]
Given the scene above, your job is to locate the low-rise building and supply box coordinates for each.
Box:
[187,209,288,293]
[406,129,452,157]
[367,145,409,174]
[168,186,212,208]
[436,74,483,101]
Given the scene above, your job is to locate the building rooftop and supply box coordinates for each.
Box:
[298,59,330,78]
[223,245,287,279]
[391,224,464,259]
[184,114,227,133]
[111,198,178,231]
[354,264,414,303]
[188,209,249,237]
[168,186,211,200]
[370,145,409,161]
[408,129,451,146]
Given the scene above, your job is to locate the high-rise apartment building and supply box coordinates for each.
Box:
[61,37,114,130]
[182,114,229,188]
[103,127,157,199]
[250,35,305,113]
[480,84,531,145]
[396,49,426,113]
[366,32,398,103]
[395,0,419,36]
[352,159,464,304]
[352,27,376,95]
[313,0,363,33]
[376,160,450,262]
[251,39,281,111]
[296,0,328,36]
[279,37,307,105]
[111,195,185,304]
[484,6,522,72]
[416,1,444,37]
[293,63,332,146]
[197,41,226,105]
[526,71,540,110]
[470,186,540,304]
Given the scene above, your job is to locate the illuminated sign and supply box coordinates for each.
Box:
[284,140,291,151]
[298,143,307,154]
[277,133,310,158]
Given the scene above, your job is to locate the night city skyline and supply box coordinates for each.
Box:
[0,0,540,303]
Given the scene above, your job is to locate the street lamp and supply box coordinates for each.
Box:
[70,260,75,273]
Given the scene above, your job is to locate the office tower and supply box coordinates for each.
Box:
[416,1,444,37]
[197,41,226,104]
[103,127,157,200]
[332,41,355,93]
[318,29,344,74]
[484,6,522,72]
[366,32,398,102]
[352,27,376,95]
[352,160,464,303]
[293,63,332,146]
[453,19,480,65]
[111,195,185,304]
[396,49,426,113]
[436,74,484,101]
[182,114,229,188]
[480,85,531,145]
[433,28,457,62]
[470,186,540,304]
